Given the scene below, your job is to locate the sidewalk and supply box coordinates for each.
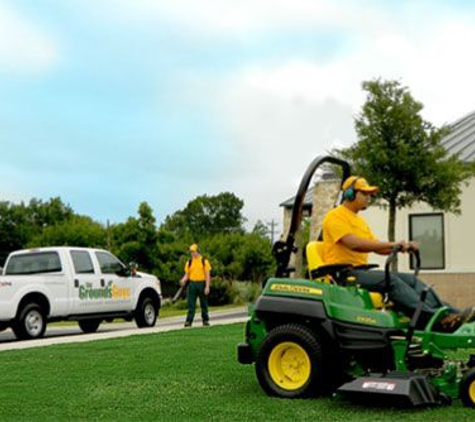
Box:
[0,306,248,353]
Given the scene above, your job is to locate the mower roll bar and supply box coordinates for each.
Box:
[274,155,351,278]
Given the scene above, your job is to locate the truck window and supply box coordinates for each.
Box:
[5,252,62,275]
[95,251,124,274]
[71,250,95,274]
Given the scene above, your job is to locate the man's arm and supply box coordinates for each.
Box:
[179,272,189,286]
[204,269,211,295]
[339,234,410,255]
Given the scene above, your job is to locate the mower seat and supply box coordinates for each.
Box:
[306,241,389,309]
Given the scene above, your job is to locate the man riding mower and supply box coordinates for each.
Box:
[237,155,475,408]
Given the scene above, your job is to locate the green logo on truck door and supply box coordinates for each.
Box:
[79,281,131,300]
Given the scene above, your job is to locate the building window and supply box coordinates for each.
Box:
[409,213,445,270]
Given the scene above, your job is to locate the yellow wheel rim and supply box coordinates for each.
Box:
[268,341,311,391]
[469,380,475,403]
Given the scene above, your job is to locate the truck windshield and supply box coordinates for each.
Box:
[5,252,62,275]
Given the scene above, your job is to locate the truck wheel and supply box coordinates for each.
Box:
[78,319,101,333]
[460,368,475,408]
[13,303,47,340]
[256,324,324,398]
[135,296,158,328]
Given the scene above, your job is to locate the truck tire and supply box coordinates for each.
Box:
[78,319,101,333]
[135,296,158,328]
[13,302,47,340]
[256,324,325,398]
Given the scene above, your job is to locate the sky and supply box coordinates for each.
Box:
[1,0,475,232]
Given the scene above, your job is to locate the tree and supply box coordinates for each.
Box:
[0,197,74,264]
[200,232,274,283]
[28,216,106,248]
[162,192,245,239]
[338,79,475,266]
[111,202,158,271]
[252,220,270,238]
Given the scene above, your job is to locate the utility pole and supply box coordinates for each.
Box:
[266,219,279,245]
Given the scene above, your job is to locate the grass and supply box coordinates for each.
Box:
[0,324,474,421]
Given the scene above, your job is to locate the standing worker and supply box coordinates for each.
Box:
[179,244,212,327]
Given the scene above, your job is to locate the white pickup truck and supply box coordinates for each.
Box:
[0,247,162,340]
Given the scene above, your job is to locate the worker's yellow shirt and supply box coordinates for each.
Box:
[185,256,212,281]
[322,205,377,266]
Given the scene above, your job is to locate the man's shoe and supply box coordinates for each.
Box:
[203,321,210,326]
[439,308,475,333]
[184,322,192,327]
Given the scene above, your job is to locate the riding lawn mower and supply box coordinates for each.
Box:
[237,156,475,408]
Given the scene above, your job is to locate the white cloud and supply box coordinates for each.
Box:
[195,5,475,225]
[0,3,59,72]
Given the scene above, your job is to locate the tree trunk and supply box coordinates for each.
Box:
[388,198,397,272]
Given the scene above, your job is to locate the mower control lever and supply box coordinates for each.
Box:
[405,287,429,358]
[383,246,421,302]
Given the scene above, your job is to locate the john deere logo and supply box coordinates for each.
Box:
[79,281,131,300]
[356,316,377,325]
[270,284,322,296]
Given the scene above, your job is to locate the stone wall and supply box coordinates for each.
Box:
[310,178,341,240]
[280,177,341,277]
[419,273,475,309]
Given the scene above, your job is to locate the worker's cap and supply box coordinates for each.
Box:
[342,176,379,194]
[129,261,138,267]
[189,243,199,252]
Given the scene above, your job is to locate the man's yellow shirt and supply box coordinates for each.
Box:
[185,256,212,281]
[322,205,377,266]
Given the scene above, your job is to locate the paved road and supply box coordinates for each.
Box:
[0,307,248,352]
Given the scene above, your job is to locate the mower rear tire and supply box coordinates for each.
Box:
[460,368,475,408]
[256,323,325,398]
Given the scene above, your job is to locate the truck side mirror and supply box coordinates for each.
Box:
[116,266,129,277]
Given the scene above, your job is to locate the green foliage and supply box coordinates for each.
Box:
[28,216,106,248]
[229,281,262,305]
[208,279,262,306]
[0,197,74,264]
[110,201,158,271]
[154,228,189,284]
[252,219,270,237]
[200,232,274,284]
[162,192,245,238]
[208,278,233,306]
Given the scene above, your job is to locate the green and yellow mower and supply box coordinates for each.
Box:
[237,156,475,408]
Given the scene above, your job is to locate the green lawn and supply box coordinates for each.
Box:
[0,323,474,421]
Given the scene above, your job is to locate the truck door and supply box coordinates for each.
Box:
[70,250,104,314]
[94,251,133,311]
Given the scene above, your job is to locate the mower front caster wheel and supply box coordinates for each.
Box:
[460,368,475,408]
[255,324,325,398]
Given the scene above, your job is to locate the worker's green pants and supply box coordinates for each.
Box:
[186,281,209,324]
